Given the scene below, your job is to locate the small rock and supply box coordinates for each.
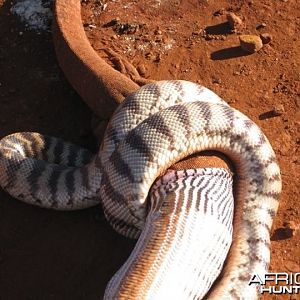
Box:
[212,77,222,84]
[155,35,163,42]
[227,13,244,32]
[272,104,285,116]
[154,29,162,35]
[213,8,226,16]
[256,22,267,30]
[145,52,156,61]
[192,30,201,36]
[260,33,272,44]
[204,34,214,41]
[239,35,263,53]
[283,220,299,236]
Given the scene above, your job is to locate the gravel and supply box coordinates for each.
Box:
[227,12,244,32]
[10,0,53,31]
[239,34,263,53]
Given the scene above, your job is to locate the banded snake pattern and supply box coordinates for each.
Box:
[0,80,281,299]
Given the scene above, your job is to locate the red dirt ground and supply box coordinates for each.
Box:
[0,0,299,299]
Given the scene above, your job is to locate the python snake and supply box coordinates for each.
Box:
[0,80,281,299]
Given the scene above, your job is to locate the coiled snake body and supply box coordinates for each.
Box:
[0,80,281,299]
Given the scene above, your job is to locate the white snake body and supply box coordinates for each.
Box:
[0,80,281,299]
[104,167,235,299]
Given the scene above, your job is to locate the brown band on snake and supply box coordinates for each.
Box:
[170,151,233,172]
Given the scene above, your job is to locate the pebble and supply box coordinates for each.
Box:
[260,33,272,44]
[256,22,267,30]
[212,77,222,84]
[154,29,162,35]
[145,52,156,61]
[155,35,163,42]
[239,35,263,53]
[213,8,226,16]
[283,220,299,236]
[227,13,244,32]
[272,104,285,116]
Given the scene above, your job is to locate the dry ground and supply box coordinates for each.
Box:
[0,0,299,299]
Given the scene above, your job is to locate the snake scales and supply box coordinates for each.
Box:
[0,80,281,299]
